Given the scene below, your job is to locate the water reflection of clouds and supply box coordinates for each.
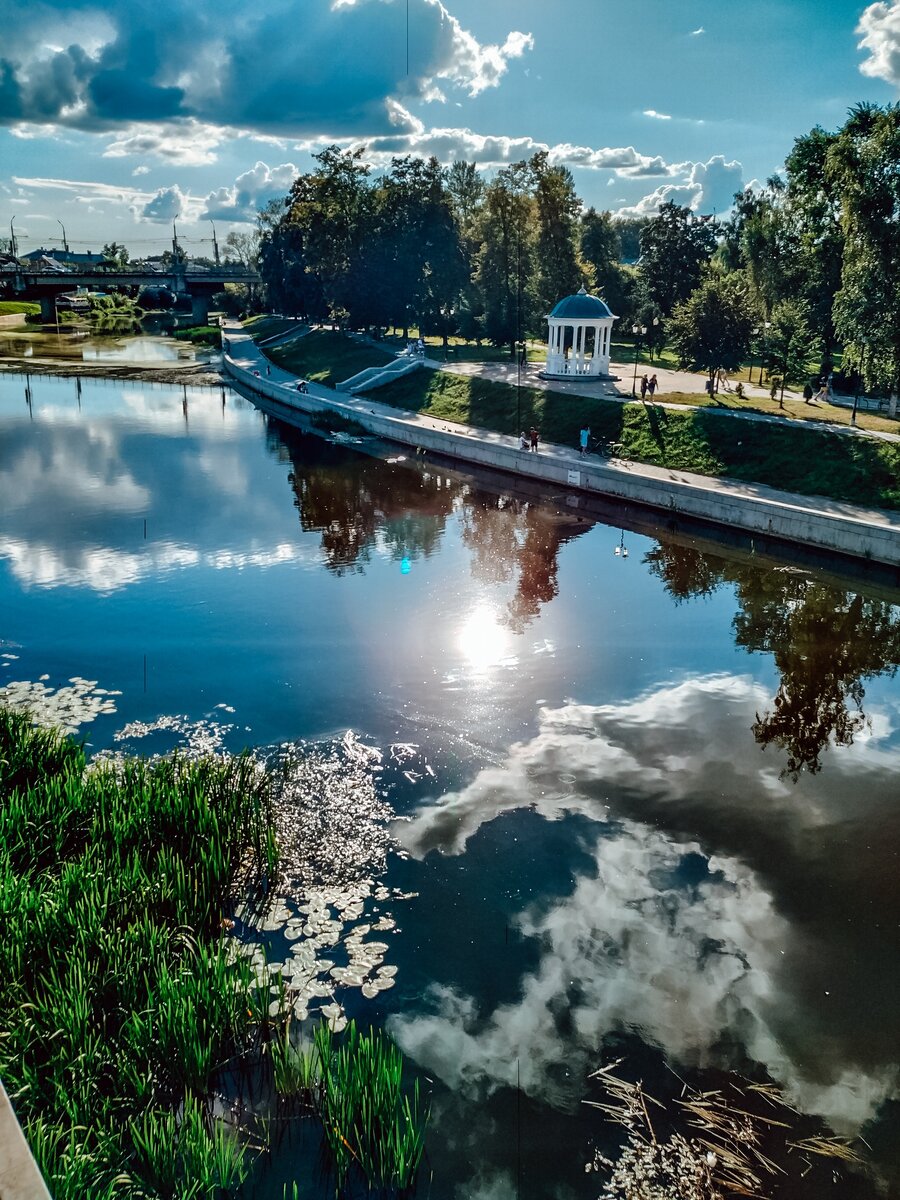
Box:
[392,675,900,1136]
[0,413,316,590]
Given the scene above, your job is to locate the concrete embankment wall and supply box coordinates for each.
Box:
[225,357,900,569]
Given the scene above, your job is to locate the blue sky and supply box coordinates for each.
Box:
[1,0,897,257]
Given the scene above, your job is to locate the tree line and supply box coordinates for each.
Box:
[256,102,900,405]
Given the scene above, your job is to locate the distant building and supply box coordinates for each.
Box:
[20,248,105,267]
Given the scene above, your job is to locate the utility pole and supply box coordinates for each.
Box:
[9,215,17,259]
[57,219,69,254]
[209,220,220,268]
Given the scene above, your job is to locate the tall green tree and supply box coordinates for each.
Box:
[668,272,758,389]
[529,151,590,317]
[475,163,537,353]
[766,298,822,405]
[784,127,844,369]
[580,208,637,321]
[638,201,716,316]
[828,103,900,415]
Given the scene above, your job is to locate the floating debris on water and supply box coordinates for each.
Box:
[0,675,121,733]
[110,713,235,758]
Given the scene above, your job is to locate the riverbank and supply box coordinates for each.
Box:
[225,324,900,570]
[0,359,224,386]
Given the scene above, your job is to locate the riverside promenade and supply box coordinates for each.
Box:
[223,323,900,571]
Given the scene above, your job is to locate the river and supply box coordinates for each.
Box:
[2,371,899,1198]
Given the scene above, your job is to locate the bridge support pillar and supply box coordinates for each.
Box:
[39,295,56,324]
[190,294,210,326]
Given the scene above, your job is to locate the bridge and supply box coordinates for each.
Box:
[6,265,261,325]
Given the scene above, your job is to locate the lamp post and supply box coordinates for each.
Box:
[631,323,646,397]
[209,219,220,268]
[57,219,68,255]
[9,215,17,259]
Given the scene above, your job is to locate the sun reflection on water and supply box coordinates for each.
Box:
[457,604,512,673]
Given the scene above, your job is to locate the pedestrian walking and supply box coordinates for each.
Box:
[648,374,658,397]
[579,425,590,456]
[640,375,649,400]
[529,426,539,452]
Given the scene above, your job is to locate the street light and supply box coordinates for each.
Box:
[209,219,220,267]
[9,215,17,259]
[57,219,68,255]
[631,323,647,397]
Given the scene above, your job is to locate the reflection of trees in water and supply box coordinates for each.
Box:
[645,543,900,777]
[280,433,456,575]
[278,422,588,629]
[461,491,589,631]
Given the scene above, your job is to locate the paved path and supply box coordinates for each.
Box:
[226,323,900,539]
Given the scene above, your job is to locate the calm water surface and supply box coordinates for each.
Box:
[2,372,899,1198]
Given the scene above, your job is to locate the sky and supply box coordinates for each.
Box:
[1,0,899,258]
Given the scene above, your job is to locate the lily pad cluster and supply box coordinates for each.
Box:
[0,674,120,733]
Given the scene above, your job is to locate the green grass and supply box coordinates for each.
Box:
[610,339,681,371]
[242,315,306,343]
[1,709,431,1198]
[375,368,900,510]
[0,300,41,315]
[270,330,391,386]
[0,708,276,1200]
[173,324,221,346]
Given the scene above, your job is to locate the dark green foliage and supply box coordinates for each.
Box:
[669,273,759,380]
[0,709,276,1198]
[270,1020,429,1194]
[638,201,717,316]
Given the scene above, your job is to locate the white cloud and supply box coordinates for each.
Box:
[103,120,224,165]
[857,1,900,85]
[132,165,149,176]
[0,0,534,140]
[690,25,706,36]
[202,160,300,222]
[393,675,900,1135]
[137,184,190,222]
[616,154,744,217]
[297,123,677,177]
[643,108,671,120]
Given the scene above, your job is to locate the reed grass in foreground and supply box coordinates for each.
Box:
[0,708,429,1198]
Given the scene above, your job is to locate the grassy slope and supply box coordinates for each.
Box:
[0,300,41,315]
[375,368,900,511]
[242,315,306,343]
[269,330,391,386]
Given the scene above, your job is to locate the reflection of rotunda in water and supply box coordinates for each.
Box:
[541,285,617,380]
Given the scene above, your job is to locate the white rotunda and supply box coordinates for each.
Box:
[543,286,617,380]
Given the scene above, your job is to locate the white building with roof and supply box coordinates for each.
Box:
[543,286,617,380]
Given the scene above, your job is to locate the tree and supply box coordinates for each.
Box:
[638,202,716,316]
[725,179,798,319]
[766,298,822,405]
[101,242,129,268]
[581,209,638,321]
[784,127,844,371]
[475,163,537,353]
[828,103,900,415]
[223,230,259,268]
[613,216,648,263]
[445,161,485,234]
[668,272,758,389]
[530,152,591,317]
